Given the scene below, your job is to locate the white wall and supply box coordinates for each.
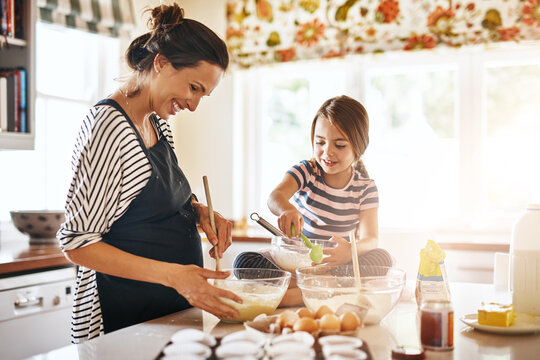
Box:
[131,0,236,219]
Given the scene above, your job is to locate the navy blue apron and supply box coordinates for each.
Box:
[95,99,203,333]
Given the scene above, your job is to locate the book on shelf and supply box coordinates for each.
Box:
[0,0,13,37]
[1,0,23,39]
[4,72,15,132]
[19,68,26,132]
[13,0,23,39]
[0,0,8,38]
[0,76,7,132]
[0,68,27,133]
[13,68,19,132]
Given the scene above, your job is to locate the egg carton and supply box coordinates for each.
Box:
[155,328,372,360]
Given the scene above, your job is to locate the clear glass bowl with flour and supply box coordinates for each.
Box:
[296,264,406,325]
[214,268,291,322]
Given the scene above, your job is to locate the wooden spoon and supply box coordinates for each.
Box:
[203,176,221,271]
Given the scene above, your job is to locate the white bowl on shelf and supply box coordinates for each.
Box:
[10,210,65,245]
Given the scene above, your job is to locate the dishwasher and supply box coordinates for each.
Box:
[0,266,76,360]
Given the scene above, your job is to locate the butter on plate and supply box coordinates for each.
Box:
[478,302,515,327]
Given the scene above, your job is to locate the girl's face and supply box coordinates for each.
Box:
[151,58,223,118]
[313,116,356,178]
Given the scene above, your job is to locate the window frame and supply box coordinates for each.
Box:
[35,22,121,210]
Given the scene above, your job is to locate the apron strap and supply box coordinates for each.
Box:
[95,98,149,155]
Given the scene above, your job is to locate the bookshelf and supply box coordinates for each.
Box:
[0,0,35,150]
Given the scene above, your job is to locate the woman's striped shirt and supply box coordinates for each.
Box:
[287,160,379,240]
[57,102,174,343]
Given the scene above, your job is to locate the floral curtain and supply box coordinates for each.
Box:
[226,0,540,68]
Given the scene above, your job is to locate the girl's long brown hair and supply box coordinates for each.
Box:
[310,95,370,178]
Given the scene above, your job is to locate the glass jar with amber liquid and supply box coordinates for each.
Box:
[419,299,454,351]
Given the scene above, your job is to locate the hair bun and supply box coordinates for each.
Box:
[148,3,185,34]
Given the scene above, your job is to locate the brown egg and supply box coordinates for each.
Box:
[295,307,315,319]
[315,305,333,319]
[292,317,319,333]
[339,311,361,332]
[277,310,299,328]
[319,313,341,331]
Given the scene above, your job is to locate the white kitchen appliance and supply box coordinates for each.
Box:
[0,266,76,359]
[510,204,540,316]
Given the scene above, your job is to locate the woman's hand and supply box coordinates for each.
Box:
[278,209,304,238]
[166,264,242,319]
[194,203,232,259]
[320,236,353,265]
[66,243,242,319]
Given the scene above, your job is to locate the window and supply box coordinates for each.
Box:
[484,60,540,215]
[0,22,119,220]
[236,43,540,233]
[365,62,458,229]
[234,60,355,221]
[35,22,120,212]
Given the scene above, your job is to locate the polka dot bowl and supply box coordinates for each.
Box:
[10,210,65,245]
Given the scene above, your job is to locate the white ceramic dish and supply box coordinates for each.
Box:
[460,313,540,334]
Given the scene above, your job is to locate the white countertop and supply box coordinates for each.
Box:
[27,283,540,360]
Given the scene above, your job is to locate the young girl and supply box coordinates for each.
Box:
[234,95,392,305]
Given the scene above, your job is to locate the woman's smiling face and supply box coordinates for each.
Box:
[151,57,224,118]
[313,115,356,177]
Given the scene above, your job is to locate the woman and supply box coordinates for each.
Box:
[58,3,241,343]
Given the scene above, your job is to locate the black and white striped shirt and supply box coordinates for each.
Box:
[57,102,174,343]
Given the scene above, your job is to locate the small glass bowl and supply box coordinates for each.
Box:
[271,236,337,272]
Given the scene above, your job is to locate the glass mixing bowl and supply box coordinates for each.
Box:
[214,268,291,322]
[296,264,405,325]
[271,236,337,272]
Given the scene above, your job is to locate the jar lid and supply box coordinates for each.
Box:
[391,346,425,360]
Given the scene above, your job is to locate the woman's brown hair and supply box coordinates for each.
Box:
[124,3,229,95]
[310,95,370,178]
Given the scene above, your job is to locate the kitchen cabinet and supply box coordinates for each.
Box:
[0,266,76,360]
[0,0,36,150]
[0,235,75,359]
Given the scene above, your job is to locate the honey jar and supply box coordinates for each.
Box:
[419,299,454,351]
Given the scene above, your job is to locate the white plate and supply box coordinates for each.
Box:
[460,313,540,335]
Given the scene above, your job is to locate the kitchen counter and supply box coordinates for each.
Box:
[27,283,540,360]
[0,241,71,275]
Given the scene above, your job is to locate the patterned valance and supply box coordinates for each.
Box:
[226,0,540,68]
[37,0,135,37]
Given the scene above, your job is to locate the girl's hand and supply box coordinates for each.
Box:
[278,209,304,238]
[167,264,242,319]
[195,204,233,259]
[320,236,353,265]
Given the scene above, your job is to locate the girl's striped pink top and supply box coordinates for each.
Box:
[287,160,379,240]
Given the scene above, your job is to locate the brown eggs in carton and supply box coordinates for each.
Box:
[245,303,365,337]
